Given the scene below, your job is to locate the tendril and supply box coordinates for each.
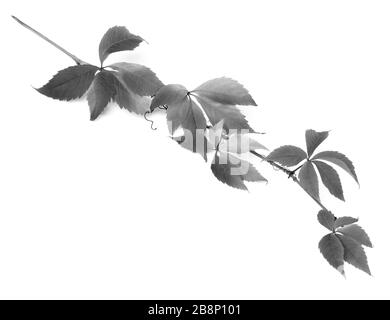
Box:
[144,111,157,130]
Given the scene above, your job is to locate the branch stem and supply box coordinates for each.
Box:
[12,16,87,65]
[250,150,329,212]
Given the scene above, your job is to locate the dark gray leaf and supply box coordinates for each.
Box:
[337,224,373,248]
[312,151,359,185]
[306,129,329,158]
[298,161,320,200]
[87,71,116,121]
[314,160,344,201]
[317,210,335,231]
[192,77,257,106]
[196,95,254,133]
[99,26,143,64]
[110,62,163,96]
[319,233,345,275]
[37,65,98,101]
[266,145,307,167]
[334,217,359,229]
[337,234,371,275]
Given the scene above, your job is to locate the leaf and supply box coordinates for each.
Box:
[317,210,335,231]
[87,71,116,121]
[266,145,307,167]
[196,95,254,133]
[319,234,345,275]
[334,217,359,229]
[111,73,150,114]
[314,160,344,201]
[110,62,163,96]
[298,161,320,200]
[219,134,268,154]
[306,129,329,158]
[211,152,266,190]
[337,234,371,275]
[192,77,257,106]
[150,84,189,112]
[312,151,359,185]
[337,224,373,248]
[37,65,99,101]
[99,26,143,64]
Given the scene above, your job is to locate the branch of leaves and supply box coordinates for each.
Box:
[318,210,372,276]
[266,130,359,201]
[150,78,269,190]
[37,26,163,120]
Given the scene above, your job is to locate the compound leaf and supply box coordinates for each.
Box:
[337,234,371,275]
[110,62,163,96]
[37,65,98,101]
[312,151,359,185]
[337,224,373,248]
[317,210,335,231]
[306,129,329,158]
[314,160,344,201]
[266,145,307,167]
[298,161,320,200]
[319,233,345,275]
[99,26,143,64]
[192,77,257,106]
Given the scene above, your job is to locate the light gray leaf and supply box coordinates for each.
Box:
[192,77,257,106]
[211,153,247,190]
[266,145,307,167]
[314,160,344,201]
[306,129,329,158]
[196,95,254,133]
[111,73,150,114]
[337,224,372,248]
[334,217,359,229]
[166,96,207,136]
[207,120,225,150]
[99,26,143,64]
[312,151,359,185]
[87,71,116,121]
[319,233,345,275]
[317,210,335,231]
[110,62,163,96]
[150,84,189,111]
[219,134,268,154]
[211,152,266,190]
[337,234,371,275]
[38,65,99,101]
[298,161,320,200]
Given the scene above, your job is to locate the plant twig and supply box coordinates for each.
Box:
[250,150,329,212]
[12,16,88,66]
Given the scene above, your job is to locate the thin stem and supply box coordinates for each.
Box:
[250,150,329,212]
[12,16,87,66]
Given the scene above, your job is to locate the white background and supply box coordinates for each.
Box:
[1,0,389,299]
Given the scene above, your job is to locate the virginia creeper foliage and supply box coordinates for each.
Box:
[13,16,372,277]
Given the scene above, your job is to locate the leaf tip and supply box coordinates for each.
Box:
[337,265,346,277]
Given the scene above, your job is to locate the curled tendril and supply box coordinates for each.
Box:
[144,111,157,130]
[143,105,168,130]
